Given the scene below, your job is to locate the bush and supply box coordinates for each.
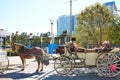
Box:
[7,51,19,56]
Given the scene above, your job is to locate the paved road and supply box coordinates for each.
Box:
[0,56,120,80]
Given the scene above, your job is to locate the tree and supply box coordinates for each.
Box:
[108,16,120,45]
[40,32,51,48]
[75,3,118,47]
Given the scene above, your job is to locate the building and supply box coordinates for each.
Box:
[104,1,118,14]
[57,15,77,36]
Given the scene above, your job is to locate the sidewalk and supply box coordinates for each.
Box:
[8,56,21,66]
[7,56,37,70]
[8,56,55,65]
[7,56,54,71]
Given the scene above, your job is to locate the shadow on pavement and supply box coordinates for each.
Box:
[41,73,120,80]
[0,70,44,80]
[0,69,120,80]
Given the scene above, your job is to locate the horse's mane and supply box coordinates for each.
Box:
[14,42,23,46]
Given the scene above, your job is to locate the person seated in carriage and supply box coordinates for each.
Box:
[67,40,111,53]
[66,38,85,53]
[101,41,110,51]
[97,40,111,53]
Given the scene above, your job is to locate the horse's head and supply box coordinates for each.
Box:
[12,43,23,52]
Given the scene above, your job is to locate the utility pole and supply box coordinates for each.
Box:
[50,19,54,44]
[65,0,78,41]
[70,0,72,41]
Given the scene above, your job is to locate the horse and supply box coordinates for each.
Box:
[12,43,45,72]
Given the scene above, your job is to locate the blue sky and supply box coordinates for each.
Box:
[0,0,120,35]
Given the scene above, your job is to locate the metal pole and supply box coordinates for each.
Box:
[9,33,12,56]
[41,36,42,48]
[65,0,78,41]
[70,0,72,41]
[50,20,54,44]
[51,22,53,44]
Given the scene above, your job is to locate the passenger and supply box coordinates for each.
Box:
[101,41,110,51]
[97,41,110,53]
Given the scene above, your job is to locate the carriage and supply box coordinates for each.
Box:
[0,50,9,74]
[54,38,120,78]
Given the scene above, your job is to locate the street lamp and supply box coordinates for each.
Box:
[50,19,54,44]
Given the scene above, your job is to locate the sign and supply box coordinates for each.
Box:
[48,44,58,54]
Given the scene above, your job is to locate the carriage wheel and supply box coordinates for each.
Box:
[68,56,75,68]
[0,57,9,73]
[54,56,72,75]
[96,52,120,77]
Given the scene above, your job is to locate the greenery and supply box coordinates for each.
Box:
[74,3,120,48]
[10,32,51,48]
[7,52,19,56]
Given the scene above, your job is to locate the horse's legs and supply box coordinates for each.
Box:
[22,59,26,71]
[35,57,40,72]
[40,57,44,71]
[19,54,25,71]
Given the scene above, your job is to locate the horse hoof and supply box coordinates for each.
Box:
[36,70,39,72]
[21,69,24,71]
[40,69,43,71]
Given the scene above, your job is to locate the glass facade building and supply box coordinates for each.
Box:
[57,15,77,36]
[104,1,117,11]
[104,1,118,15]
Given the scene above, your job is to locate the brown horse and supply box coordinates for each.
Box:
[12,43,45,72]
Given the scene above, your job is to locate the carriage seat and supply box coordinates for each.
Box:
[76,48,85,52]
[85,48,101,53]
[76,48,101,53]
[67,42,99,53]
[67,40,112,54]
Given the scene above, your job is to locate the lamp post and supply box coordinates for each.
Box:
[50,20,54,44]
